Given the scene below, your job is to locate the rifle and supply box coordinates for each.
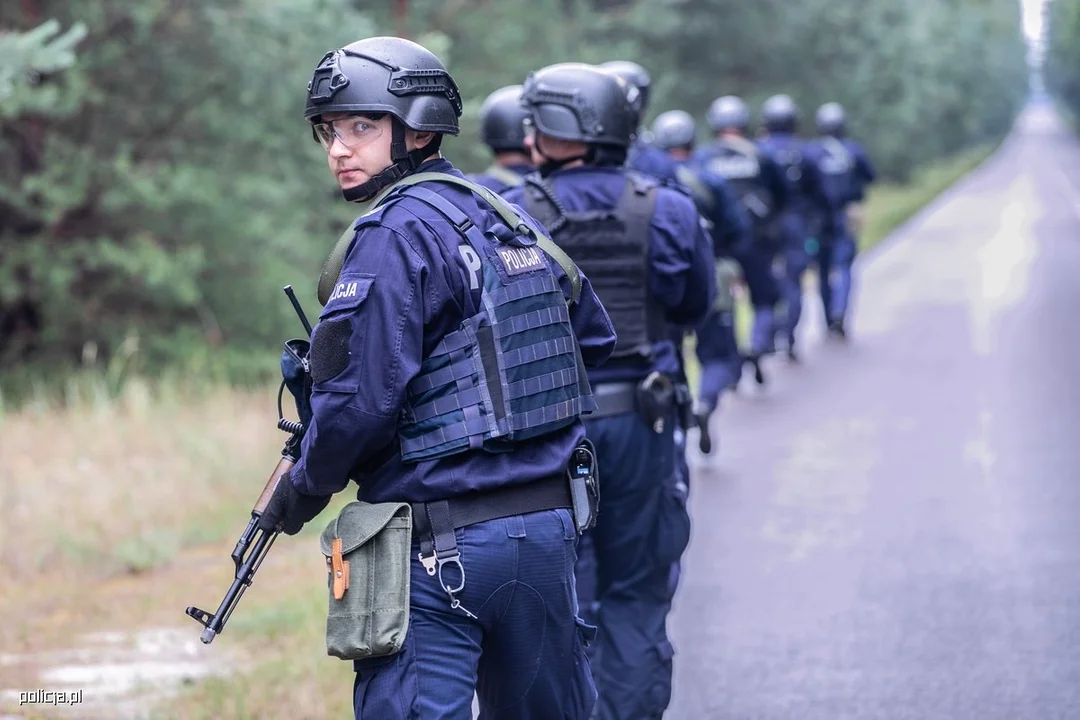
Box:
[185,285,313,645]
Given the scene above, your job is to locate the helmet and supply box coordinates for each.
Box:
[706,95,749,133]
[304,36,461,132]
[761,94,799,133]
[479,85,529,152]
[304,36,463,201]
[599,60,652,117]
[815,102,846,136]
[651,110,696,150]
[521,62,636,148]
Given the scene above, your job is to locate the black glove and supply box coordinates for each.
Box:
[257,471,332,535]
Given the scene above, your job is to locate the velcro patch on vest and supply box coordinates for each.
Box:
[495,245,545,276]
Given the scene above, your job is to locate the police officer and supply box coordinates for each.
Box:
[600,60,678,184]
[756,93,834,360]
[469,84,535,194]
[257,37,617,719]
[813,102,877,338]
[505,64,714,720]
[697,95,787,383]
[652,109,748,455]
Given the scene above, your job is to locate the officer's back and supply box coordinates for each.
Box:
[504,81,712,384]
[504,62,713,720]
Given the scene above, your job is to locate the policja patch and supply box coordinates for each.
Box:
[496,245,544,276]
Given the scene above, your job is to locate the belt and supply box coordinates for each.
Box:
[590,379,690,419]
[411,474,570,543]
[589,382,638,418]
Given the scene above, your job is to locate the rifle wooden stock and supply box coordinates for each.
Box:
[254,456,295,515]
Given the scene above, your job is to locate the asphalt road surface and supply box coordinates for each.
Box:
[669,104,1080,720]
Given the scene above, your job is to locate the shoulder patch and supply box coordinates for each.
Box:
[320,272,375,317]
[496,245,545,276]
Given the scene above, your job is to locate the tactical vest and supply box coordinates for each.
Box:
[318,172,594,464]
[773,143,804,187]
[704,138,773,222]
[817,137,855,206]
[523,172,664,360]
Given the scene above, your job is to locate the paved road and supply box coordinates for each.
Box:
[669,104,1080,720]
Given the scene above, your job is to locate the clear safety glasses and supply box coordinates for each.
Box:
[311,116,385,151]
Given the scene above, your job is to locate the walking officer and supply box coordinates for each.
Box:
[651,109,748,455]
[505,63,714,720]
[756,93,834,360]
[813,101,877,338]
[469,84,535,194]
[696,94,787,384]
[256,37,617,719]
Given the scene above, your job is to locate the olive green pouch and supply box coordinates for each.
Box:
[319,501,412,661]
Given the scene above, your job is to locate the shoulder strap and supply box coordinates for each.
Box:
[483,164,526,188]
[377,172,581,305]
[318,221,361,307]
[673,164,715,212]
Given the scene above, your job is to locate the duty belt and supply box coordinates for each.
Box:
[412,475,571,619]
[590,382,638,418]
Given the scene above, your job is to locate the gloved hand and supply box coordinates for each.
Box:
[257,471,332,535]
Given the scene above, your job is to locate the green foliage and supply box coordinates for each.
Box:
[1046,0,1080,113]
[0,0,1029,390]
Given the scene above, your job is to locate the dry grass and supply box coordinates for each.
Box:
[1,379,285,580]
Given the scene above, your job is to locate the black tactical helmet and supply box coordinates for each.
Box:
[815,102,846,136]
[479,85,529,153]
[651,110,696,150]
[706,95,750,133]
[599,60,652,117]
[521,63,636,148]
[761,94,799,133]
[305,36,463,201]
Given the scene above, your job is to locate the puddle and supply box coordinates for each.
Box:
[0,627,231,718]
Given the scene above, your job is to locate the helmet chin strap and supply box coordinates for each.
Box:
[535,140,588,178]
[342,121,441,203]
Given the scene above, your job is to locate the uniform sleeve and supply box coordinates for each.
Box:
[803,152,839,233]
[649,191,716,327]
[855,143,877,185]
[715,180,751,250]
[289,221,426,497]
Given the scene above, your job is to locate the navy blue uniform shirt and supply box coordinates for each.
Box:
[291,158,616,503]
[504,165,715,384]
[628,140,680,185]
[843,138,876,202]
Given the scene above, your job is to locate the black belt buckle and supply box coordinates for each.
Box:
[636,371,674,433]
[568,440,599,533]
